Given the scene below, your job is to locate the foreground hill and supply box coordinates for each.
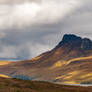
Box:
[0,77,92,92]
[1,34,92,84]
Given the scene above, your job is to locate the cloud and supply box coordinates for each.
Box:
[60,0,92,39]
[0,0,92,59]
[0,0,80,29]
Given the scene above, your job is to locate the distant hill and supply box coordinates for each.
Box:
[0,58,24,61]
[1,34,92,84]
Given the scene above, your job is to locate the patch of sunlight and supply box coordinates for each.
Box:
[68,71,80,75]
[56,75,64,80]
[50,60,66,69]
[56,71,80,80]
[0,74,10,78]
[80,73,92,78]
[63,75,73,79]
[0,61,11,65]
[67,56,92,65]
[56,75,72,80]
[63,81,77,84]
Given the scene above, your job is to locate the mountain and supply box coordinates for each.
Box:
[0,34,92,84]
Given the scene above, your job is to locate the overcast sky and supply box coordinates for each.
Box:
[0,0,92,59]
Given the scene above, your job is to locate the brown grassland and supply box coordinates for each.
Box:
[0,77,92,92]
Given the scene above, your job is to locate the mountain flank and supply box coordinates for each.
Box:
[0,34,92,84]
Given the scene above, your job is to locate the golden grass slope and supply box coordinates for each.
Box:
[0,74,10,78]
[50,55,92,70]
[50,60,66,69]
[51,55,92,69]
[67,56,92,65]
[0,61,11,65]
[1,53,92,85]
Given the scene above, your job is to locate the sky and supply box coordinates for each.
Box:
[0,0,92,60]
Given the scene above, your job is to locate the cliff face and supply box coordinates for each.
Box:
[0,34,92,84]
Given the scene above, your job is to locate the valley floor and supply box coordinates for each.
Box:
[0,77,92,92]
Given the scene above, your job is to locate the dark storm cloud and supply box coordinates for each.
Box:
[0,0,92,59]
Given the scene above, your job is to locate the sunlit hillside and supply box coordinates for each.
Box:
[0,61,11,65]
[0,34,92,85]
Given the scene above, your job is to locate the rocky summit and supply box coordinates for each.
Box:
[57,34,92,51]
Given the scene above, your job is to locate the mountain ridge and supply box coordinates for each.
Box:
[0,34,92,84]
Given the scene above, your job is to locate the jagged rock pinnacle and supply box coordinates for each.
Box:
[57,34,92,50]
